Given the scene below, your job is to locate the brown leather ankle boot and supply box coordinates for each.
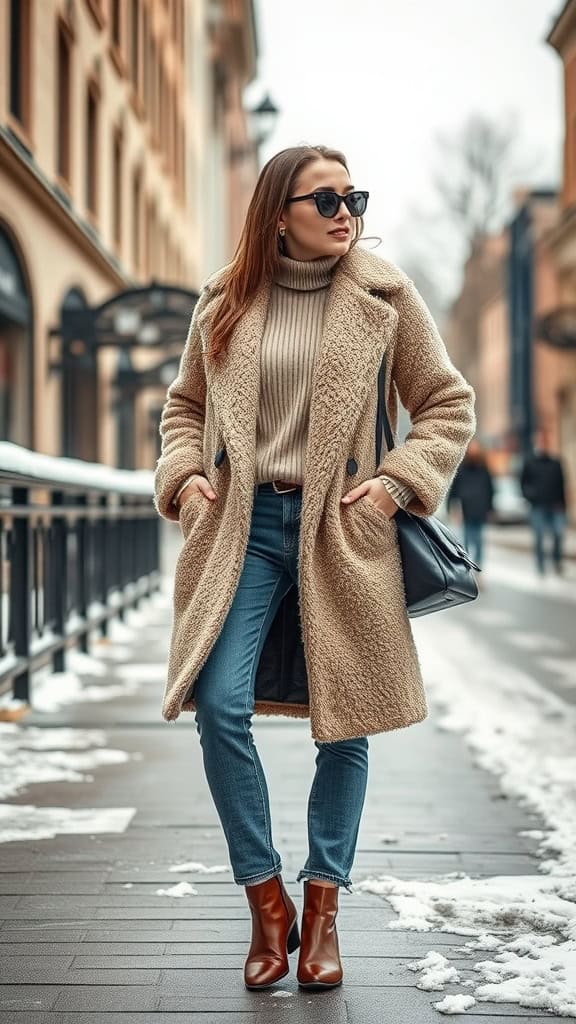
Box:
[297,880,343,989]
[244,875,300,990]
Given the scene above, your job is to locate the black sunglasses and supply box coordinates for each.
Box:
[285,190,369,219]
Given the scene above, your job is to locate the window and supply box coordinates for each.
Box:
[111,0,121,48]
[130,0,140,92]
[86,82,99,217]
[112,128,123,248]
[9,0,31,132]
[143,6,151,116]
[56,24,72,184]
[132,167,142,271]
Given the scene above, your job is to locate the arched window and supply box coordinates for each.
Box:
[0,225,33,445]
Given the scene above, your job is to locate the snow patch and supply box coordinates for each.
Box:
[407,950,461,990]
[169,861,230,874]
[156,881,198,898]
[31,670,140,712]
[0,723,132,799]
[0,805,135,843]
[433,994,476,1014]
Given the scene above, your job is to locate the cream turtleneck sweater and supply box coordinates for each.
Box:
[254,253,415,509]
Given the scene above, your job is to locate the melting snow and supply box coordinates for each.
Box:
[434,994,477,1014]
[355,609,576,1017]
[169,861,230,874]
[0,805,135,843]
[156,881,198,897]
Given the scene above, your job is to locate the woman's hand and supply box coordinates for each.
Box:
[178,474,217,508]
[341,477,399,518]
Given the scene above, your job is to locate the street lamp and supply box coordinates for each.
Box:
[230,92,280,163]
[248,93,280,149]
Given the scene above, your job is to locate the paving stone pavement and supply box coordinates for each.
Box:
[0,527,567,1022]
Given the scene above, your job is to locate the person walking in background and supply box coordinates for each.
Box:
[154,144,475,993]
[520,429,567,576]
[447,439,494,570]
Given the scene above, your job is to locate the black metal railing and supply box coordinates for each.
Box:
[0,443,160,706]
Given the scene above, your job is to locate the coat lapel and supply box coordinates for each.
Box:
[301,254,398,536]
[198,280,271,502]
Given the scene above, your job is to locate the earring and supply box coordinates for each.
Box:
[279,226,286,237]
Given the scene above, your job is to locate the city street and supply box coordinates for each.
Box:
[0,527,575,1021]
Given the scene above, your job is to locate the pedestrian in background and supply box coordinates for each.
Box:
[154,145,475,992]
[520,429,567,576]
[447,439,494,570]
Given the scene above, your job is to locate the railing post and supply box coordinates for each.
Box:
[12,486,31,703]
[51,491,67,673]
[98,494,110,637]
[76,495,89,653]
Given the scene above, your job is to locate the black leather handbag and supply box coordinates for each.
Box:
[376,358,480,617]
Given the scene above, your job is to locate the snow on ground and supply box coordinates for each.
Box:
[169,861,230,874]
[0,805,135,843]
[0,594,169,843]
[357,605,576,1017]
[155,881,199,898]
[0,723,133,800]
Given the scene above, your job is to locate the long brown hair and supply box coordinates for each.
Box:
[207,144,363,363]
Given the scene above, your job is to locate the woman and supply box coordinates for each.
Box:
[447,439,494,569]
[154,145,475,992]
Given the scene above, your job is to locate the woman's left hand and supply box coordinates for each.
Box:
[341,477,399,518]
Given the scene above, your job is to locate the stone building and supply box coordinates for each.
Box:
[544,0,576,519]
[0,0,259,468]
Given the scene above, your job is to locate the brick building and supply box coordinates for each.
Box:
[0,0,259,469]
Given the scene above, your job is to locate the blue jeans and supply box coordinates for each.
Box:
[530,505,566,573]
[463,519,485,569]
[193,483,369,891]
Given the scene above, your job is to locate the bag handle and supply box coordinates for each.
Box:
[376,356,395,465]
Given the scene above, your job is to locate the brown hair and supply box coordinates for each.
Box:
[207,144,363,363]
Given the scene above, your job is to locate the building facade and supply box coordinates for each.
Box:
[544,0,576,520]
[0,0,259,469]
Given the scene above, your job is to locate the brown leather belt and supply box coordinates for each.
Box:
[256,480,302,494]
[271,480,301,493]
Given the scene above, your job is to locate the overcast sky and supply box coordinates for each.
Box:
[247,0,563,296]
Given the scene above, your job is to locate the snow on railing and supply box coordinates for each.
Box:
[0,442,153,495]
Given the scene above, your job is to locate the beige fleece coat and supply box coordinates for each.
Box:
[154,245,475,741]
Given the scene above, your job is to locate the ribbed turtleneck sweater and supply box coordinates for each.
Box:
[254,252,415,509]
[255,253,337,484]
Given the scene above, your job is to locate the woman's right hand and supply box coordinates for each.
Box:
[178,474,217,508]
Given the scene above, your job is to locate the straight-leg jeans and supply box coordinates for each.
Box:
[463,519,485,569]
[193,483,369,891]
[530,506,566,573]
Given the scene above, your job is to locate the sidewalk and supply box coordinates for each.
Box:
[0,530,563,1022]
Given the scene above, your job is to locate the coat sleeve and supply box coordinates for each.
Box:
[376,280,476,517]
[153,291,209,522]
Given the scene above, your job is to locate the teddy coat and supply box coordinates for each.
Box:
[153,245,476,742]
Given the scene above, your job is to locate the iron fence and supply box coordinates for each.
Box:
[0,443,160,706]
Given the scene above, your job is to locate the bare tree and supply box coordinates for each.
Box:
[433,113,523,255]
[396,111,535,306]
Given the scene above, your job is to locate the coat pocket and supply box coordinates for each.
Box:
[179,490,210,539]
[350,495,398,551]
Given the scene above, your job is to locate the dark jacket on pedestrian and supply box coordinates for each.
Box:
[448,460,494,523]
[520,453,566,510]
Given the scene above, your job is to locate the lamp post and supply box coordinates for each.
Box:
[50,283,199,467]
[230,92,280,164]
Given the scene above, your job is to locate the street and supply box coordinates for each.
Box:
[0,528,575,1020]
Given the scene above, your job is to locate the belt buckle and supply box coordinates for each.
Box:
[272,479,297,494]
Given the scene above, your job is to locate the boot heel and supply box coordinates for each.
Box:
[287,919,300,953]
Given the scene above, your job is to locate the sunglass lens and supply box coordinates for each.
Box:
[315,193,339,217]
[345,192,368,216]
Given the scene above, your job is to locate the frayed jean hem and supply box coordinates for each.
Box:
[296,868,354,893]
[234,862,283,887]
